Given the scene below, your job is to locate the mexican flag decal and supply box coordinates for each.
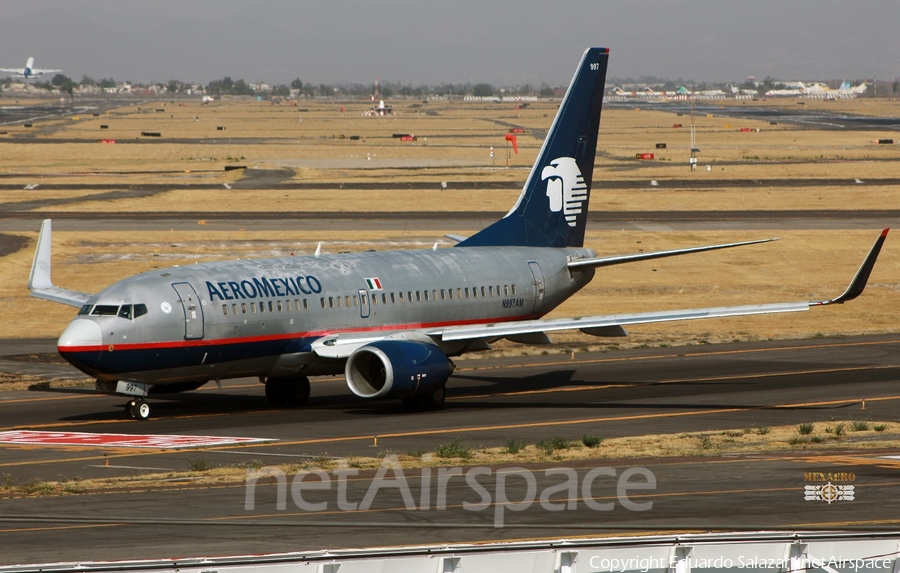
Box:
[365,277,383,290]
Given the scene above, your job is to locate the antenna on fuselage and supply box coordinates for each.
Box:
[314,242,323,257]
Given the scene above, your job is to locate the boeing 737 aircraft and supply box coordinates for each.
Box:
[28,47,888,420]
[0,57,61,79]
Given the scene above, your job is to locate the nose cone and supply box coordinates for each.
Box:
[59,319,102,348]
[58,319,103,373]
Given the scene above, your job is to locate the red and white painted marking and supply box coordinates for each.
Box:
[0,430,276,449]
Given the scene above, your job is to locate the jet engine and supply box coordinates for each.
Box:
[345,340,454,399]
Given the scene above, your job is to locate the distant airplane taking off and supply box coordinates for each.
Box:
[0,57,61,79]
[28,47,889,421]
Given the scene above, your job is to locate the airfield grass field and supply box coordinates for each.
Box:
[1,95,899,350]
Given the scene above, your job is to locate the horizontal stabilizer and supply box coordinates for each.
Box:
[567,238,776,270]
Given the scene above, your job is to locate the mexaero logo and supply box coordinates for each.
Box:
[541,157,587,227]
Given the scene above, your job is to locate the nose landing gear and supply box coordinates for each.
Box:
[126,398,151,420]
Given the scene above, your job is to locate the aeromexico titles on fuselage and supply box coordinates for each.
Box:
[205,273,323,301]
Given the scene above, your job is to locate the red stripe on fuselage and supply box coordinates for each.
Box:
[57,313,539,354]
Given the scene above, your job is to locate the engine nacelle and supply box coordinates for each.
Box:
[345,340,454,399]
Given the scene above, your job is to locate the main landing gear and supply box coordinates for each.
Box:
[401,385,447,410]
[265,376,311,407]
[126,398,151,420]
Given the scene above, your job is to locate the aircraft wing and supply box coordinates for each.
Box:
[28,219,92,308]
[435,229,888,342]
[33,69,62,75]
[567,238,776,270]
[0,68,25,74]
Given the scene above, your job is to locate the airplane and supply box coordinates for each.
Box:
[675,86,726,99]
[836,81,867,97]
[0,57,61,79]
[28,47,889,420]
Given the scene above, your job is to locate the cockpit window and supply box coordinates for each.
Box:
[91,305,119,316]
[115,304,148,320]
[78,304,93,316]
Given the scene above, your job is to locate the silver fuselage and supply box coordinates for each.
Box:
[58,246,596,385]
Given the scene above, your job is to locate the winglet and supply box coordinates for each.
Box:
[813,229,889,306]
[28,219,54,291]
[27,219,93,308]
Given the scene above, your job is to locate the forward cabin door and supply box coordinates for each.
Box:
[172,282,205,340]
[528,262,545,314]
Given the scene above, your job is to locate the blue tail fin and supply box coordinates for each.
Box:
[458,47,609,249]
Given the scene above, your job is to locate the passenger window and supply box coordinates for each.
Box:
[512,285,517,295]
[399,292,404,303]
[440,289,446,300]
[268,301,274,312]
[321,297,326,308]
[303,299,309,310]
[472,288,478,299]
[371,294,378,306]
[382,293,388,304]
[424,290,429,301]
[416,291,421,302]
[432,289,437,301]
[449,289,454,300]
[465,288,470,298]
[329,297,335,308]
[277,301,283,312]
[504,285,509,296]
[241,303,247,314]
[390,293,396,304]
[361,295,368,307]
[251,302,257,313]
[92,305,119,316]
[408,291,413,303]
[457,288,462,299]
[489,286,494,297]
[118,305,133,320]
[337,297,342,308]
[345,295,351,307]
[232,304,238,315]
[352,296,358,307]
[259,301,265,314]
[481,286,486,297]
[78,304,92,316]
[134,304,148,318]
[222,304,228,316]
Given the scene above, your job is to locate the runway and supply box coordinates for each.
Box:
[1,334,899,563]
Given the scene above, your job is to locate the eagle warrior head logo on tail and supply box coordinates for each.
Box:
[541,157,587,227]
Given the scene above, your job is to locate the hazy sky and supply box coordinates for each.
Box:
[2,0,899,86]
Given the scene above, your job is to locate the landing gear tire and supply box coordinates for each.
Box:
[128,399,150,420]
[265,377,311,407]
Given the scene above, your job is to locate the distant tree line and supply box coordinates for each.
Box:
[12,72,890,99]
